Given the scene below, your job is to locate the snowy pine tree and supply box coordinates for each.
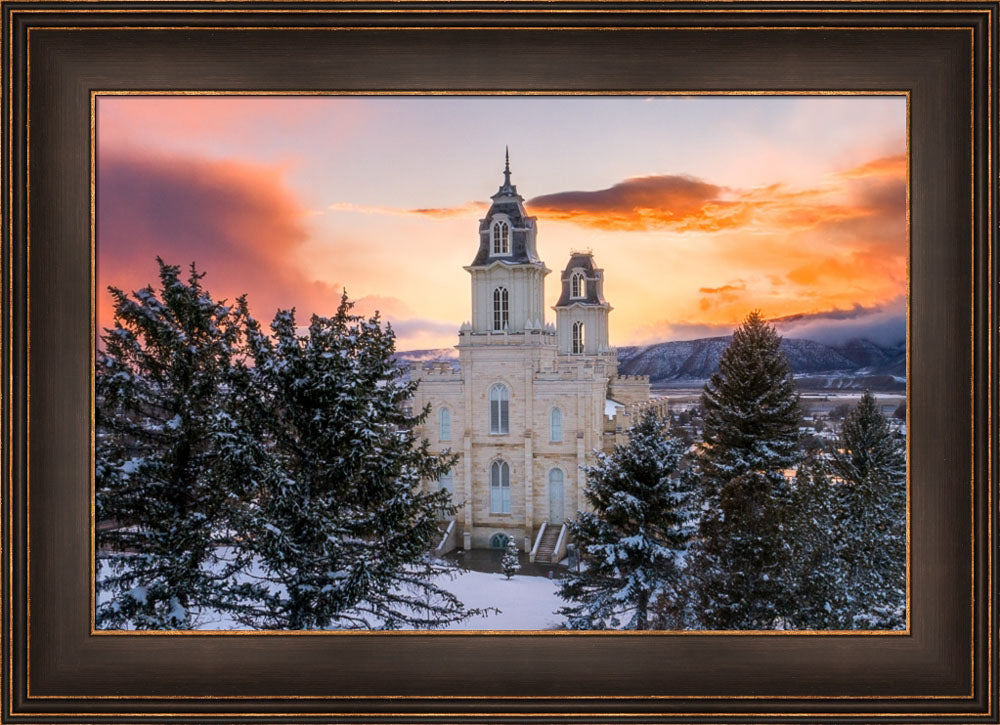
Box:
[557,409,696,630]
[233,294,481,630]
[829,390,906,629]
[501,537,521,580]
[688,311,802,629]
[96,260,260,629]
[784,452,851,629]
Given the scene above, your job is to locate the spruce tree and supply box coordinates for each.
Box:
[689,311,802,629]
[234,295,479,630]
[96,260,260,629]
[829,391,906,629]
[501,537,521,580]
[784,452,850,629]
[557,409,696,630]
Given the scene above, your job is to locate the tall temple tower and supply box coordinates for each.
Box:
[464,148,550,334]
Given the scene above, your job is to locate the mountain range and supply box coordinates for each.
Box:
[396,336,906,392]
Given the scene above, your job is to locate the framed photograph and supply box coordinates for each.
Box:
[3,1,996,722]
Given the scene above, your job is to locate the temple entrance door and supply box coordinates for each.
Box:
[548,469,565,524]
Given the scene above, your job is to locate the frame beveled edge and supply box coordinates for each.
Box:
[2,2,997,723]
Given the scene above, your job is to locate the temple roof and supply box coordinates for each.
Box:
[554,252,609,307]
[468,149,543,268]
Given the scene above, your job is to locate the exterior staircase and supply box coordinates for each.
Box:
[533,524,563,564]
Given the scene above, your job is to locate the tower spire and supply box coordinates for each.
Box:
[494,146,519,199]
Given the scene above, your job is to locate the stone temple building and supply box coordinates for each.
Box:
[411,153,667,562]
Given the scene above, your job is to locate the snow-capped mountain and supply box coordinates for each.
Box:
[395,337,905,391]
[616,336,905,390]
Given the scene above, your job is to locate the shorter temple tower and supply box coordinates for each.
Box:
[553,252,612,357]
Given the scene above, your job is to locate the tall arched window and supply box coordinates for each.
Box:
[439,407,451,441]
[490,460,511,514]
[437,470,455,520]
[550,407,563,442]
[492,287,509,331]
[438,470,454,498]
[491,220,510,255]
[489,384,509,434]
[571,272,586,298]
[572,321,585,354]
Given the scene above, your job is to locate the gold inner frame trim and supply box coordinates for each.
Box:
[86,88,914,641]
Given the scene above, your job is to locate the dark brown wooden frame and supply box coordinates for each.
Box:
[2,1,997,722]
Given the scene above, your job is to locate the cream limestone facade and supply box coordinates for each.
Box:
[411,154,666,554]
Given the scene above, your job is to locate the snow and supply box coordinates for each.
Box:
[100,555,566,631]
[436,569,563,630]
[605,398,623,419]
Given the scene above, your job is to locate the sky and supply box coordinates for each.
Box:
[96,95,907,351]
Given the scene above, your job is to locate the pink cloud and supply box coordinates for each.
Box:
[97,150,341,329]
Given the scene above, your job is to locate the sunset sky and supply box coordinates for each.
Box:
[96,95,907,351]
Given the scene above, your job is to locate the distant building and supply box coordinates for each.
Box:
[411,152,667,559]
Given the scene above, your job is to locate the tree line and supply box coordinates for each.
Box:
[557,311,907,630]
[98,260,905,631]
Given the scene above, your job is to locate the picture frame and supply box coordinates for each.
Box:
[2,1,996,722]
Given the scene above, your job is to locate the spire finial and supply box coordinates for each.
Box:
[503,146,511,186]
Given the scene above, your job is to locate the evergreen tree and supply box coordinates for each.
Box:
[501,537,521,580]
[829,390,906,629]
[557,410,696,630]
[784,453,850,629]
[234,295,480,630]
[96,260,260,629]
[688,311,802,629]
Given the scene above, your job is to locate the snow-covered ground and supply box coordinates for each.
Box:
[436,569,564,630]
[98,558,567,631]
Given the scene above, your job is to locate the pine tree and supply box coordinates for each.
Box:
[501,537,521,580]
[688,311,802,629]
[784,452,850,629]
[557,409,696,630]
[233,295,480,630]
[829,390,906,629]
[96,259,261,629]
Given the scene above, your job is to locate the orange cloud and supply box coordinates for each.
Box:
[328,201,486,219]
[836,154,906,179]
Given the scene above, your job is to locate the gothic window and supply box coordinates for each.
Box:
[489,383,510,434]
[550,407,563,442]
[571,272,586,298]
[490,460,511,514]
[438,470,454,498]
[491,220,510,255]
[572,321,586,354]
[439,407,451,441]
[492,287,509,331]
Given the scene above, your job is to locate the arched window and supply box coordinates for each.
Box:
[571,272,586,298]
[438,470,454,498]
[572,321,585,354]
[550,407,563,442]
[490,460,511,514]
[491,220,510,255]
[492,287,509,331]
[489,384,509,434]
[439,407,451,441]
[489,532,510,549]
